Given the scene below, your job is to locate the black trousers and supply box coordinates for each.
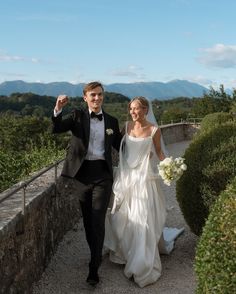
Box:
[75,160,112,269]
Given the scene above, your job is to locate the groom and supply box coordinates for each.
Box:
[52,81,122,286]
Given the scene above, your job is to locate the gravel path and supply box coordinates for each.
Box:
[32,141,198,294]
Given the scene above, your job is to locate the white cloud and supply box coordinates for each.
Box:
[186,74,236,90]
[186,75,213,86]
[0,54,25,62]
[214,78,236,90]
[197,44,236,68]
[111,65,146,80]
[31,58,39,63]
[0,52,45,64]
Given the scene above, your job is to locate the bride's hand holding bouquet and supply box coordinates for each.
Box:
[158,156,187,186]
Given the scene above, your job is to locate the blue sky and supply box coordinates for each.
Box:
[1,0,236,89]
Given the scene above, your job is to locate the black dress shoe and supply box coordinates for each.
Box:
[86,270,99,286]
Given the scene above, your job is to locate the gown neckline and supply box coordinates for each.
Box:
[127,134,152,140]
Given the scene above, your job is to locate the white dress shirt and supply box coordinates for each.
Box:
[54,108,105,160]
[86,109,105,160]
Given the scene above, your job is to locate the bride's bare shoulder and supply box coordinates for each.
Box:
[149,123,159,132]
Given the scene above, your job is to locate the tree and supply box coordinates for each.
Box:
[160,107,188,124]
[192,85,233,117]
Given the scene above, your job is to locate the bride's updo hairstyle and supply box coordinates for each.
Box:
[128,96,149,115]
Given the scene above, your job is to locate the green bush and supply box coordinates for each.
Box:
[0,115,66,192]
[194,177,236,294]
[0,143,64,193]
[176,121,236,235]
[0,151,26,192]
[200,112,234,133]
[0,114,69,151]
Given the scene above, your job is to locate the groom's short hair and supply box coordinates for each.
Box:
[83,81,104,95]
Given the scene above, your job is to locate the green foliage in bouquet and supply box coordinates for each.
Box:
[194,177,236,294]
[176,121,236,235]
[200,112,234,133]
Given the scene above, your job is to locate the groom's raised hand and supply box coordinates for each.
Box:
[55,94,69,112]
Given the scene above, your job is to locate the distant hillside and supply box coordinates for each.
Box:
[0,79,208,99]
[0,92,130,118]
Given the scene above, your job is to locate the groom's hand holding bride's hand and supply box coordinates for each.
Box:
[55,94,69,112]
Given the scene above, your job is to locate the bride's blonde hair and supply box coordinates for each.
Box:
[128,96,149,114]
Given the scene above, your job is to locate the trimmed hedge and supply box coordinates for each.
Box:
[176,121,236,235]
[194,177,236,293]
[200,112,234,133]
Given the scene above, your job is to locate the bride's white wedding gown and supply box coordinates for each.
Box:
[104,125,183,288]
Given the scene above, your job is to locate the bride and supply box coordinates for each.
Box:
[105,96,183,288]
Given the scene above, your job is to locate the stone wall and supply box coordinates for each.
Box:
[0,122,200,294]
[161,122,200,144]
[0,173,80,294]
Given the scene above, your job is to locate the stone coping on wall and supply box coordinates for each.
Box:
[161,122,200,144]
[0,162,63,236]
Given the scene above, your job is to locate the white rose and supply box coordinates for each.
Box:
[159,170,165,178]
[181,164,187,171]
[162,157,173,165]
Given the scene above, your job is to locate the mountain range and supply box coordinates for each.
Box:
[0,80,209,99]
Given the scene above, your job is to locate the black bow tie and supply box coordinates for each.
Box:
[90,111,103,121]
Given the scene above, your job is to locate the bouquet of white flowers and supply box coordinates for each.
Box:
[158,156,187,186]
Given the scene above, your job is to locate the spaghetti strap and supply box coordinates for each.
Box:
[151,126,158,138]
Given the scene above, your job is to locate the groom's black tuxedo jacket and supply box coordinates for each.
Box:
[52,108,122,179]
